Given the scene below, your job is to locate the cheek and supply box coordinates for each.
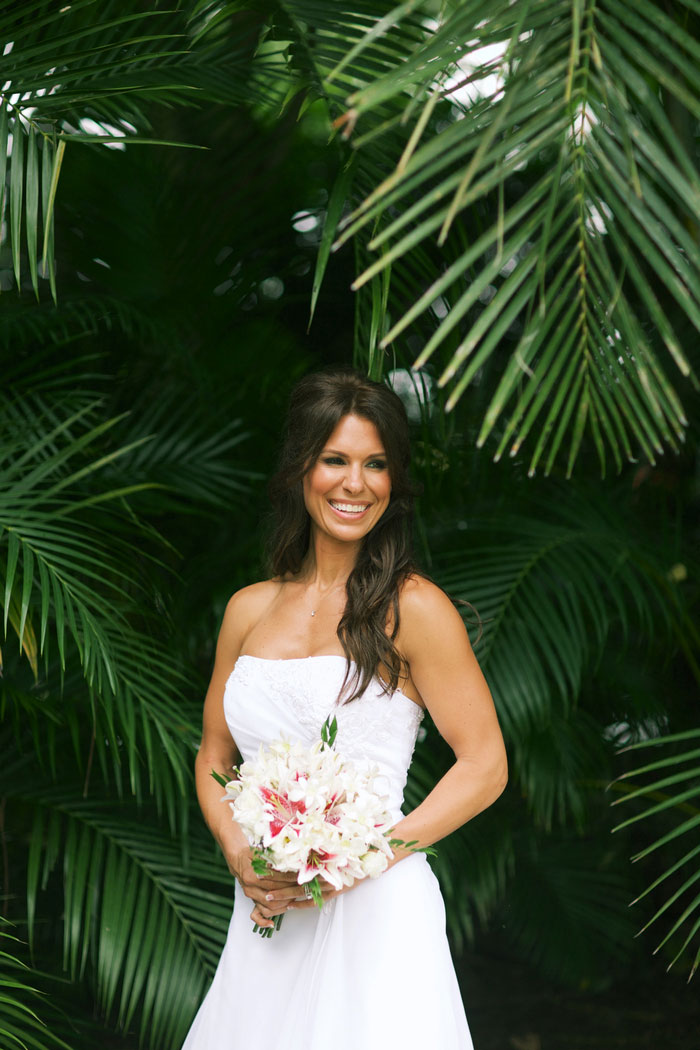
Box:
[303,465,328,504]
[376,475,392,502]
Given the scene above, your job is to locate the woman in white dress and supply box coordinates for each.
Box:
[183,369,507,1050]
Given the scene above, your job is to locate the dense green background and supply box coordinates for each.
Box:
[1,3,698,1048]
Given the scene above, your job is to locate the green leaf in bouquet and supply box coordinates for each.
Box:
[321,715,338,749]
[389,837,437,858]
[308,876,324,910]
[249,851,270,879]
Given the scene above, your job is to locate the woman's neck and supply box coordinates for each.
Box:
[300,527,361,590]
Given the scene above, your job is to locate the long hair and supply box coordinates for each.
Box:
[266,368,418,701]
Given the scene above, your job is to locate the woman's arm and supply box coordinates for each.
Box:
[194,592,247,864]
[388,575,507,862]
[276,576,507,914]
[195,587,298,929]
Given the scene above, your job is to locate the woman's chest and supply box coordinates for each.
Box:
[242,590,346,660]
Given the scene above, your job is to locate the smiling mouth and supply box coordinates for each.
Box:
[328,500,370,516]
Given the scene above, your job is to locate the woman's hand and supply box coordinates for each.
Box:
[263,877,355,918]
[240,838,413,924]
[223,843,301,929]
[239,864,358,925]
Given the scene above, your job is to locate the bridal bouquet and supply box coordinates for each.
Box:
[215,718,396,936]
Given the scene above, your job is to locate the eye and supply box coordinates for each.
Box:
[322,455,345,465]
[367,459,387,470]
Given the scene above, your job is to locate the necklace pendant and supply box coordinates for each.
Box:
[310,610,316,617]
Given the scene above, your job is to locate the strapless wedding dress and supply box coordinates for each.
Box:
[181,655,474,1050]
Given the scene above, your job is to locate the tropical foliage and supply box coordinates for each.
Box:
[334,0,700,473]
[613,727,700,980]
[0,1,698,1047]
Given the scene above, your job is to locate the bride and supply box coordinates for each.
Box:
[183,368,507,1050]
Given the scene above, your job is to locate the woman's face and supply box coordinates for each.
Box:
[303,414,391,543]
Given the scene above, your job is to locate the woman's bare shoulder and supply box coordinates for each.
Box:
[398,574,467,657]
[399,573,457,617]
[219,579,282,650]
[228,578,282,604]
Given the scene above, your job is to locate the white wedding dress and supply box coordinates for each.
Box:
[182,654,474,1050]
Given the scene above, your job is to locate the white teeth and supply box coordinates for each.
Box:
[330,501,368,514]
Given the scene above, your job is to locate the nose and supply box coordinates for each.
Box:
[342,464,364,494]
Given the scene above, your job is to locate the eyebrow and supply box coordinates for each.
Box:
[322,448,387,458]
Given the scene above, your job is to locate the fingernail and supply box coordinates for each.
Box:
[265,894,273,901]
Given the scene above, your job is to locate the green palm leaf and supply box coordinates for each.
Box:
[8,779,233,1049]
[612,727,700,978]
[110,393,259,510]
[0,396,198,811]
[328,0,700,473]
[0,0,273,296]
[432,494,680,825]
[0,921,74,1050]
[435,502,672,735]
[504,834,637,984]
[0,293,172,355]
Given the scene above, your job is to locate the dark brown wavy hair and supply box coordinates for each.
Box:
[266,368,419,701]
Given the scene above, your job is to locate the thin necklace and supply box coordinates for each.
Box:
[308,583,343,617]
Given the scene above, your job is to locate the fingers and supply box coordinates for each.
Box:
[249,887,304,926]
[251,898,287,919]
[238,871,293,887]
[240,869,299,892]
[285,898,314,910]
[240,882,291,910]
[250,880,351,922]
[236,869,300,905]
[262,884,314,905]
[242,872,352,912]
[254,886,316,912]
[256,870,299,887]
[250,903,275,929]
[284,884,344,910]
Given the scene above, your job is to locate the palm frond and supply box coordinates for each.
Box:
[0,397,197,812]
[0,0,276,297]
[331,0,700,473]
[110,393,259,511]
[504,834,638,984]
[262,1,439,369]
[436,499,674,736]
[0,921,74,1050]
[513,708,610,832]
[433,494,683,824]
[612,727,700,979]
[4,778,233,1050]
[0,294,173,353]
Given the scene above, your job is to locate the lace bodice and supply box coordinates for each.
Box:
[223,654,424,818]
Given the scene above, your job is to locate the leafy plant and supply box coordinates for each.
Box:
[331,0,700,473]
[612,727,700,979]
[0,919,76,1050]
[0,358,254,1045]
[0,0,270,297]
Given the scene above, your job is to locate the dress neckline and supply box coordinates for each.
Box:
[237,652,346,663]
[233,653,424,712]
